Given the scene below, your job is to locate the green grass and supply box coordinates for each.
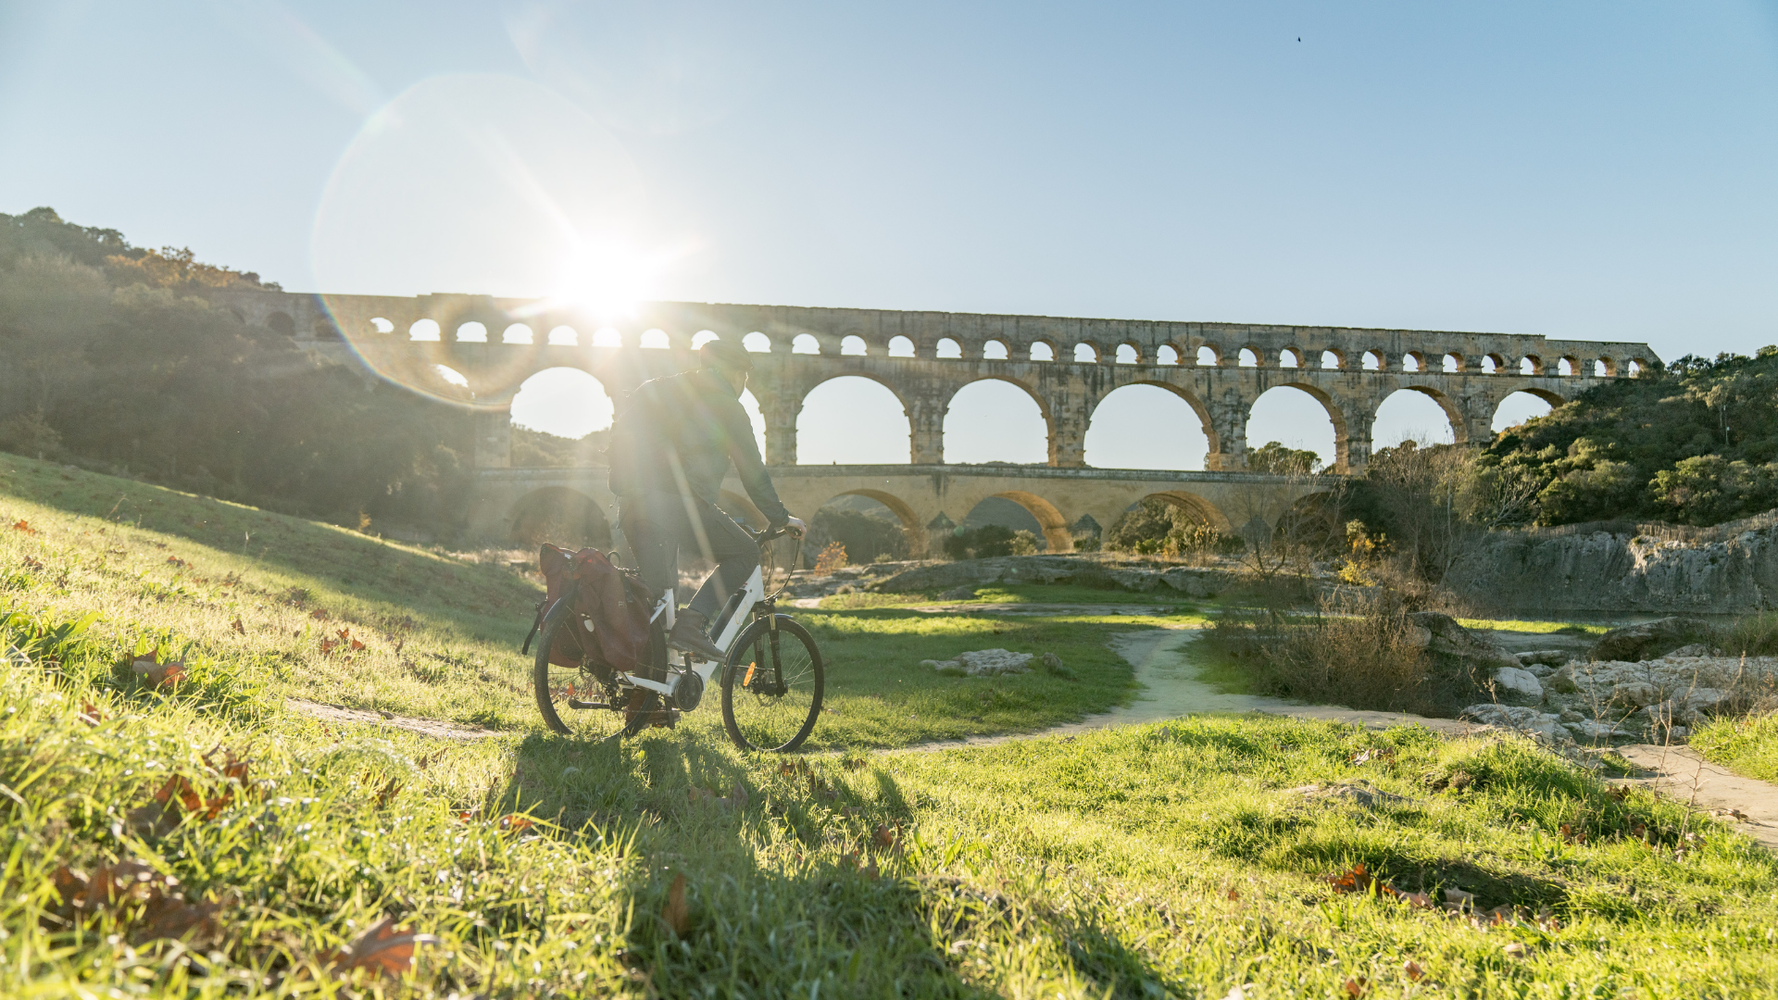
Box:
[1692,712,1778,783]
[823,583,1200,611]
[1456,618,1610,636]
[7,605,1776,997]
[0,453,1148,747]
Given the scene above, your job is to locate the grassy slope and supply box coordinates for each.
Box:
[6,623,1775,997]
[0,453,1142,747]
[1693,713,1778,783]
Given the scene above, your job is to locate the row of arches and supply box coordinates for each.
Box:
[503,367,1559,473]
[350,314,1645,378]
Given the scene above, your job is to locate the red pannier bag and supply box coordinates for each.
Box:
[522,544,653,679]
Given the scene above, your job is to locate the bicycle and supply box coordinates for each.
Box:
[531,526,826,752]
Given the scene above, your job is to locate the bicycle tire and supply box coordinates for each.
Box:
[720,614,824,752]
[533,598,628,740]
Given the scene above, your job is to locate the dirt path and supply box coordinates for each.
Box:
[1611,744,1778,850]
[286,698,503,740]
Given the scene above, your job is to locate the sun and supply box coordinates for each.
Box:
[537,237,690,322]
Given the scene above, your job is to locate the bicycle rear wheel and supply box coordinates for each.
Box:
[533,598,629,741]
[721,614,824,752]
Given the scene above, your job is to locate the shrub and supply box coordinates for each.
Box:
[942,524,1035,559]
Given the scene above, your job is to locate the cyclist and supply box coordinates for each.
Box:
[607,337,806,673]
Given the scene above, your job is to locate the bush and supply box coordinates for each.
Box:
[1205,593,1480,716]
[941,524,1037,560]
[1105,498,1244,556]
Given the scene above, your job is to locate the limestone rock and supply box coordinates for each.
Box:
[1406,612,1520,671]
[1516,650,1570,667]
[1588,617,1710,663]
[1283,780,1414,810]
[921,648,1034,677]
[937,585,977,601]
[1490,666,1545,705]
[1038,651,1075,679]
[1459,704,1573,743]
[872,555,1233,595]
[1565,719,1634,741]
[1159,567,1225,598]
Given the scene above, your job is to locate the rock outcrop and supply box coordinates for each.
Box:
[1587,617,1713,662]
[870,555,1232,597]
[1447,516,1778,613]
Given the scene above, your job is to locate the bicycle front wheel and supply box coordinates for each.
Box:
[533,598,628,741]
[721,614,824,752]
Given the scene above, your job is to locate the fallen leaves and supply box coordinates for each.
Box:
[320,628,366,657]
[125,749,254,837]
[872,823,899,851]
[166,556,187,569]
[52,859,229,947]
[131,647,186,688]
[1403,960,1425,982]
[662,873,691,937]
[21,554,44,571]
[1350,747,1395,766]
[329,917,441,979]
[11,519,35,534]
[1343,976,1369,997]
[230,617,245,635]
[1322,864,1433,909]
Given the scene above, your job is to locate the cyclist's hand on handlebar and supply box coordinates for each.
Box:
[784,516,807,538]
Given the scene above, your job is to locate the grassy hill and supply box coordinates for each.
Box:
[6,454,1778,996]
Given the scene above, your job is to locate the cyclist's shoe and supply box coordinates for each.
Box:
[667,609,727,662]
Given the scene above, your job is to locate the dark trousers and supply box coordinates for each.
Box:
[618,491,758,620]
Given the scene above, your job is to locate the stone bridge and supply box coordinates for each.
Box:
[198,289,1658,550]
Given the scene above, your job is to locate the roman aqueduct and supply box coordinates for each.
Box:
[202,289,1659,555]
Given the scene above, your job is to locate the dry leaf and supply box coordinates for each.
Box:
[497,814,535,833]
[1225,887,1240,901]
[1403,960,1425,982]
[1323,863,1375,894]
[132,649,186,688]
[139,894,228,945]
[375,778,402,808]
[1343,976,1369,997]
[11,519,35,534]
[872,824,898,851]
[230,618,245,635]
[330,917,440,979]
[842,757,867,772]
[662,873,690,937]
[78,702,106,727]
[166,556,186,568]
[310,608,329,620]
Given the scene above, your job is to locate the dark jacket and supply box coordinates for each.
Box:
[607,368,791,526]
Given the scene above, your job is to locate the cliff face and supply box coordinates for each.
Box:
[1449,521,1778,613]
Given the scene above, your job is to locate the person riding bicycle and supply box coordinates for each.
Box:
[606,336,806,668]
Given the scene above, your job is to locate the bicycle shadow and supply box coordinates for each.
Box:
[486,728,1190,997]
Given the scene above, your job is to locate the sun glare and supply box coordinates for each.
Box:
[532,238,690,322]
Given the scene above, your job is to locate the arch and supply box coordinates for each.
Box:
[989,491,1072,552]
[368,316,394,334]
[1073,343,1098,363]
[1278,348,1302,369]
[1373,387,1460,447]
[1492,389,1562,432]
[502,323,534,344]
[937,337,963,359]
[1141,490,1232,533]
[1156,345,1180,366]
[737,389,767,455]
[944,377,1050,465]
[810,489,923,560]
[1557,355,1578,376]
[792,334,821,355]
[1443,353,1463,373]
[796,375,911,464]
[1084,382,1214,470]
[311,317,342,340]
[457,321,488,343]
[1196,345,1220,366]
[267,311,296,337]
[1115,343,1139,364]
[508,487,611,549]
[1362,350,1384,371]
[549,325,580,346]
[888,335,915,357]
[590,327,620,347]
[511,367,615,439]
[409,318,441,341]
[691,329,720,350]
[982,339,1008,360]
[1320,350,1343,370]
[1627,358,1648,377]
[1238,347,1260,367]
[841,335,868,356]
[1481,354,1501,374]
[743,331,772,353]
[1030,341,1056,362]
[1402,352,1424,373]
[1247,385,1342,472]
[434,365,470,389]
[1520,355,1543,375]
[1594,357,1615,376]
[640,328,669,349]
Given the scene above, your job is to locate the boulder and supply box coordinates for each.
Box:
[1588,617,1711,663]
[1406,612,1521,672]
[936,585,977,601]
[1565,719,1634,741]
[921,648,1034,677]
[1516,650,1570,667]
[1037,651,1075,679]
[1284,781,1414,810]
[1459,704,1572,743]
[1489,666,1544,706]
[1160,567,1226,598]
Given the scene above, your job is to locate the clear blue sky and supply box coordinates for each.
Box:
[6,2,1776,469]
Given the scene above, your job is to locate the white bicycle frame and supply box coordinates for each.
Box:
[612,565,767,698]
